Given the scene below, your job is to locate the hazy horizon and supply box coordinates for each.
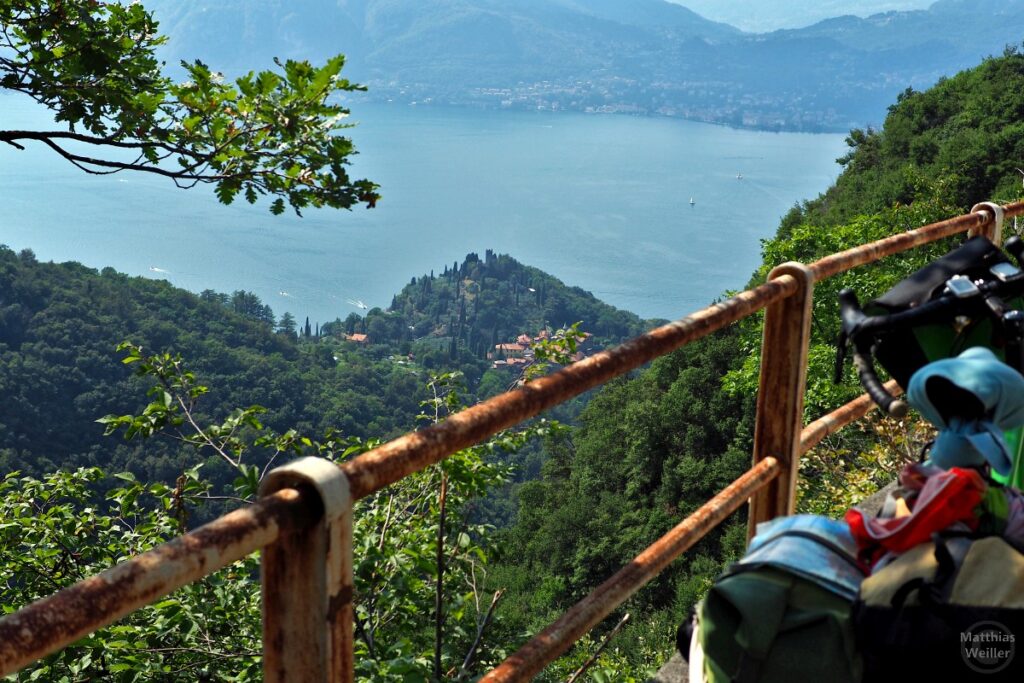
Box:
[669,0,937,32]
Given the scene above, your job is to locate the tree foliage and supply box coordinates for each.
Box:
[0,0,379,214]
[798,47,1024,226]
[0,466,265,682]
[2,345,561,681]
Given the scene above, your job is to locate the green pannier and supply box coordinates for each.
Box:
[692,515,865,683]
[698,567,861,683]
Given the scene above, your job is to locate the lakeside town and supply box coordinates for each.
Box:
[366,76,854,132]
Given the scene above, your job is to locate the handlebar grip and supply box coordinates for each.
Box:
[852,351,908,418]
[1006,236,1024,269]
[837,288,866,335]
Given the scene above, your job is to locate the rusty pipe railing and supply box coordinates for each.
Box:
[808,201,1024,281]
[0,488,319,676]
[800,379,902,455]
[2,200,1023,681]
[481,457,781,682]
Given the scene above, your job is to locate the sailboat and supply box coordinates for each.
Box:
[689,197,695,206]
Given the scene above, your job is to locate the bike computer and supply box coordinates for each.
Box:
[945,275,980,298]
[990,262,1024,282]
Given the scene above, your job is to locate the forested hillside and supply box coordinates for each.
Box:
[0,249,422,482]
[0,247,647,485]
[799,46,1024,225]
[343,249,651,362]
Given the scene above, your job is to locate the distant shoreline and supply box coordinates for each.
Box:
[356,90,860,136]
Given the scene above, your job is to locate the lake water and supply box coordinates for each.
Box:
[0,97,846,324]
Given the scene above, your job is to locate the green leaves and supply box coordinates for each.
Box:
[0,468,259,681]
[524,321,588,383]
[162,54,380,215]
[0,2,379,216]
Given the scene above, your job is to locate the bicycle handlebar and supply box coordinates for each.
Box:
[836,264,1024,415]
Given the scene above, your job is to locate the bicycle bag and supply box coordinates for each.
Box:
[855,535,1024,681]
[691,515,865,683]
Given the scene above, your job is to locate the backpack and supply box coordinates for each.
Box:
[855,534,1024,682]
[688,515,865,683]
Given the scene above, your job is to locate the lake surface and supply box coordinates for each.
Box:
[0,97,846,324]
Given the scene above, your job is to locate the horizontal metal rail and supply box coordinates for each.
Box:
[808,200,1024,281]
[0,488,320,678]
[480,457,781,682]
[800,379,902,455]
[340,277,798,500]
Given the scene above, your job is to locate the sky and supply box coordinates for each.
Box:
[670,0,937,32]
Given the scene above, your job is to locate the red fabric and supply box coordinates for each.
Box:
[846,466,986,567]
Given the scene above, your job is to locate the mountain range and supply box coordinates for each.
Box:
[144,0,1024,131]
[668,0,935,32]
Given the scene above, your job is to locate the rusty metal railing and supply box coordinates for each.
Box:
[1,200,1022,681]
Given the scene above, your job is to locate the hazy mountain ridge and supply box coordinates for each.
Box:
[669,0,935,32]
[772,0,1024,51]
[148,0,738,79]
[144,0,1024,131]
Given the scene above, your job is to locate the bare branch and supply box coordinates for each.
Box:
[141,646,260,659]
[259,448,284,481]
[169,390,238,469]
[566,613,631,683]
[0,128,184,155]
[457,589,505,680]
[434,472,449,681]
[35,136,216,180]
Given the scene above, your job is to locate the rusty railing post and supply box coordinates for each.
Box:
[260,457,354,683]
[748,262,814,539]
[971,201,1005,245]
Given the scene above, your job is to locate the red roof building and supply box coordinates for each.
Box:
[495,342,527,357]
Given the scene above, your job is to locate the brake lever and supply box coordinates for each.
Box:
[1005,236,1024,269]
[835,288,864,385]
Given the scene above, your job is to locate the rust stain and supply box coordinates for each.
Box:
[327,586,354,623]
